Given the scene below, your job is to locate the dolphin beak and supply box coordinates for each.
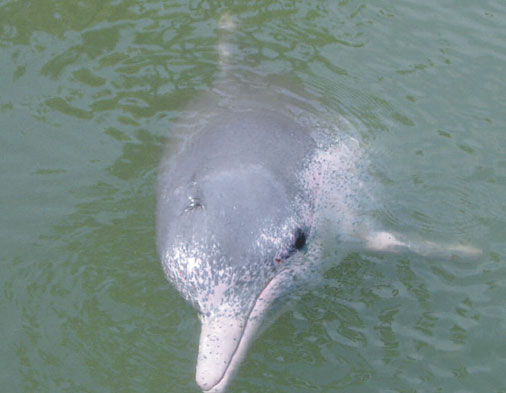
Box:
[195,269,296,392]
[196,314,246,392]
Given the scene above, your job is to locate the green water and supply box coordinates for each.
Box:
[1,1,505,392]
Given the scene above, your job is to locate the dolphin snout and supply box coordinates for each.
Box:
[196,314,246,392]
[195,269,298,392]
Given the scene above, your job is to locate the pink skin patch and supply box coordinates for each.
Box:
[196,267,297,393]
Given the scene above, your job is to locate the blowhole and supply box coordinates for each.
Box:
[185,196,203,211]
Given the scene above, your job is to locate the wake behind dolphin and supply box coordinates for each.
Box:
[156,16,480,393]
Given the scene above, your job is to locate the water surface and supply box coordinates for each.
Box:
[1,1,505,392]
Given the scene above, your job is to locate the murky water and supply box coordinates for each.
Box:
[1,1,505,392]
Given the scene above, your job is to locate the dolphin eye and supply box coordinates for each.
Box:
[275,228,307,265]
[294,228,306,250]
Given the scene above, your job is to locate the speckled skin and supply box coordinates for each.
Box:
[156,83,322,392]
[155,79,481,392]
[157,102,317,306]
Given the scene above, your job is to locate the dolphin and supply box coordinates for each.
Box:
[156,81,322,392]
[155,78,480,393]
[156,17,481,393]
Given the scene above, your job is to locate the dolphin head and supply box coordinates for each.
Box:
[158,160,312,392]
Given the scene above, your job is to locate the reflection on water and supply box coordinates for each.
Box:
[1,1,505,392]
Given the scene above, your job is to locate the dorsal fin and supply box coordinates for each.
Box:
[217,12,238,71]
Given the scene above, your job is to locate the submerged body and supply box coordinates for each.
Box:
[155,14,483,392]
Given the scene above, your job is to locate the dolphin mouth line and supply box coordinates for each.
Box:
[201,267,291,392]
